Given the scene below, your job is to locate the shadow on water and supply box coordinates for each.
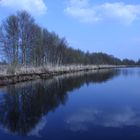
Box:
[0,69,120,136]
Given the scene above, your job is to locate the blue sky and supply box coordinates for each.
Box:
[0,0,140,60]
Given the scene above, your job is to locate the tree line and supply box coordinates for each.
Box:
[0,11,139,66]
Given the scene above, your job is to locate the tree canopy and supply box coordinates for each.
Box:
[0,11,139,66]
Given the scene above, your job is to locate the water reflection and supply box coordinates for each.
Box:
[66,107,140,132]
[0,69,119,135]
[121,68,135,76]
[120,67,140,77]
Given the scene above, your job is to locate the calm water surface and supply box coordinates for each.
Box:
[0,68,140,140]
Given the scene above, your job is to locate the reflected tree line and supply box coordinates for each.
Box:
[0,69,120,135]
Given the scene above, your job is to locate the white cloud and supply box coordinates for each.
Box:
[65,0,140,24]
[66,107,140,132]
[28,116,47,137]
[0,0,47,16]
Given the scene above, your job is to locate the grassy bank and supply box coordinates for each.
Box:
[0,65,125,86]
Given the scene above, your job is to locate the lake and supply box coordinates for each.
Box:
[0,68,140,140]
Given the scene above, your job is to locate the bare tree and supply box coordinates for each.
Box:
[1,15,19,64]
[1,10,134,67]
[18,11,34,65]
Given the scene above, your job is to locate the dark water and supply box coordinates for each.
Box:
[0,68,140,140]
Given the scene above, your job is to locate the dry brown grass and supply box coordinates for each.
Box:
[0,64,123,76]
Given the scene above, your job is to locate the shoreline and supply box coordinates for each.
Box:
[0,65,127,87]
